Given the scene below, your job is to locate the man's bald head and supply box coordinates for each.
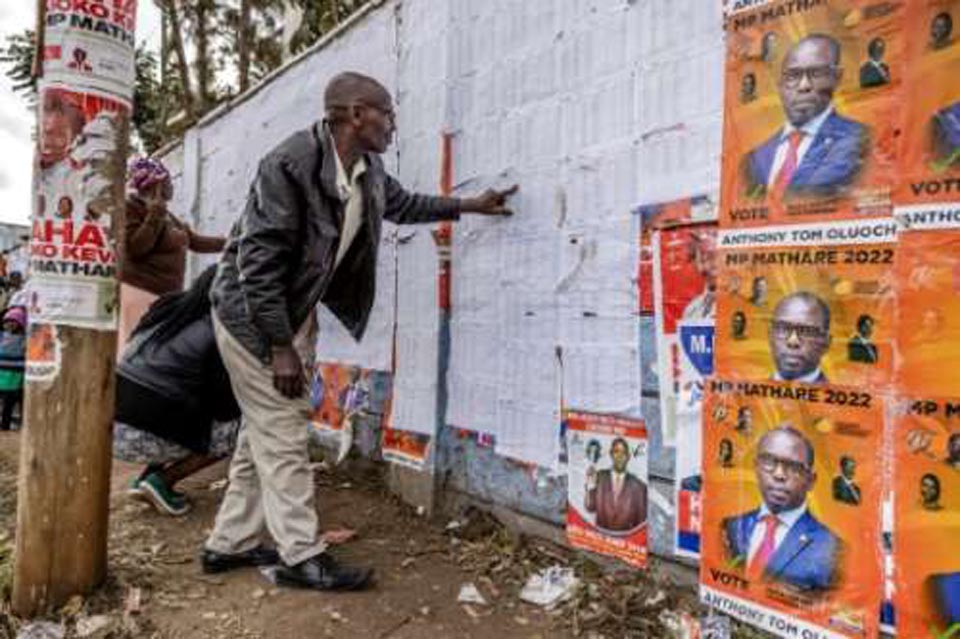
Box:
[324,72,391,119]
[324,72,396,154]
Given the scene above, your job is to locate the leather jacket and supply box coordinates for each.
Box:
[210,122,461,364]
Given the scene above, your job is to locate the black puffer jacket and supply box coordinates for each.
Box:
[115,267,239,453]
[210,121,462,364]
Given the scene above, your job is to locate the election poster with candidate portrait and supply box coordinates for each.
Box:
[894,218,960,398]
[29,84,128,329]
[895,0,960,216]
[720,0,905,228]
[699,379,883,639]
[893,396,960,638]
[715,218,897,390]
[566,410,649,568]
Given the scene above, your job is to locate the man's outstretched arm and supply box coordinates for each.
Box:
[384,174,518,224]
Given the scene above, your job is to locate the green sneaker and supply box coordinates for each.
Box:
[134,472,192,517]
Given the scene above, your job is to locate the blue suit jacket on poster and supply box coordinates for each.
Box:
[744,112,868,197]
[934,102,960,161]
[930,572,960,626]
[723,508,840,592]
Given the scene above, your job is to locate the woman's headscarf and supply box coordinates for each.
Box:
[2,306,26,331]
[127,157,171,195]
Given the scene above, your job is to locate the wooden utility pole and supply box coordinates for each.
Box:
[13,0,137,617]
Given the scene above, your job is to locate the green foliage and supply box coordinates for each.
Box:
[133,46,166,153]
[0,1,373,150]
[288,0,369,56]
[0,30,38,101]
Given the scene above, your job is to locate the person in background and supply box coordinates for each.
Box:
[118,158,226,354]
[6,272,27,310]
[0,306,26,431]
[115,266,240,516]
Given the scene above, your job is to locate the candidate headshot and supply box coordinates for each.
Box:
[735,406,752,435]
[585,439,602,465]
[847,314,878,364]
[741,72,758,104]
[731,310,748,340]
[769,292,831,384]
[742,34,868,199]
[859,38,890,89]
[750,276,768,308]
[584,438,648,533]
[719,438,735,468]
[931,12,954,51]
[947,433,960,469]
[932,101,960,165]
[722,426,840,592]
[760,32,779,62]
[921,473,944,512]
[832,456,861,506]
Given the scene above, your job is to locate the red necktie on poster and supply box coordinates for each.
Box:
[747,514,780,580]
[771,131,804,199]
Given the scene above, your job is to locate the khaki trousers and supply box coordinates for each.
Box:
[205,312,326,566]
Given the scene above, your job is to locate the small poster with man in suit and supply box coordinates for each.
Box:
[699,379,883,639]
[894,396,960,638]
[566,411,648,568]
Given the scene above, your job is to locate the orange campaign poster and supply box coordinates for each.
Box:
[893,396,960,638]
[720,0,904,228]
[700,379,883,639]
[895,0,960,218]
[715,218,897,390]
[894,224,960,398]
[566,411,648,568]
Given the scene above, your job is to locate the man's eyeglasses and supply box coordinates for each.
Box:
[756,453,811,478]
[781,66,838,87]
[359,102,396,122]
[770,320,828,340]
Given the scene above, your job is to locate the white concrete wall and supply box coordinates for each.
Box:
[158,0,727,559]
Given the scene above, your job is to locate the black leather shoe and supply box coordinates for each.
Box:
[201,546,281,574]
[275,553,373,591]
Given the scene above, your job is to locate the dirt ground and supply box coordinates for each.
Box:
[0,430,748,639]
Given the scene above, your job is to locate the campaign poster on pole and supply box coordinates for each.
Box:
[720,0,904,228]
[566,411,648,568]
[30,85,127,329]
[894,218,960,398]
[893,396,960,638]
[699,379,883,639]
[715,218,897,390]
[42,0,138,103]
[895,0,960,218]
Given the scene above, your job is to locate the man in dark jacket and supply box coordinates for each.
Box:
[201,72,517,591]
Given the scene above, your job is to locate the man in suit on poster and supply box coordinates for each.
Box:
[584,438,648,533]
[831,456,861,505]
[769,292,831,384]
[723,427,841,592]
[743,34,868,198]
